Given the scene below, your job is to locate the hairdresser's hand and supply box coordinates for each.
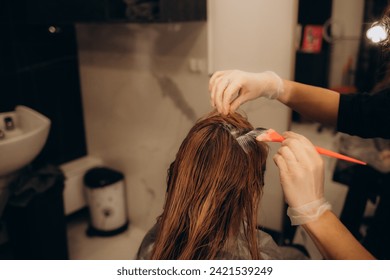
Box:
[273,131,325,208]
[209,70,284,115]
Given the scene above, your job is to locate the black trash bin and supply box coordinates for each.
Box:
[84,167,128,237]
[4,165,68,260]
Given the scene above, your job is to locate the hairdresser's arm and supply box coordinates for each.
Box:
[279,80,339,126]
[302,210,375,260]
[209,70,339,126]
[273,131,375,260]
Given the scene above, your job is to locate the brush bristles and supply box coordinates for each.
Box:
[236,128,267,153]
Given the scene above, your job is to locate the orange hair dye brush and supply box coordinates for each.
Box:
[237,128,366,165]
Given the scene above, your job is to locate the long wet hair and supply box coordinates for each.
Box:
[151,111,269,259]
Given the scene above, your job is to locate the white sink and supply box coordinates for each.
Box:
[0,106,51,177]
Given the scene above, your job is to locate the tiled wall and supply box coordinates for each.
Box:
[76,22,210,230]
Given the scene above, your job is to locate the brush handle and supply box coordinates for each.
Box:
[314,146,366,165]
[266,129,367,165]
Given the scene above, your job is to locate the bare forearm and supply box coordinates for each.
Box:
[302,210,375,260]
[278,80,340,126]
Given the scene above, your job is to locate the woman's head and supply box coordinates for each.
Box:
[151,111,269,259]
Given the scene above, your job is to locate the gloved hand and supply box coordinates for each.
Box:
[273,131,331,225]
[209,70,284,115]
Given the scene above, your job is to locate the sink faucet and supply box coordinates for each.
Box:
[4,116,14,130]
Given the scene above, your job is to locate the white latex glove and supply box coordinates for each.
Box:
[273,131,330,225]
[209,70,284,115]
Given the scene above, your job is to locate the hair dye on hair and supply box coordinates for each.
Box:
[150,111,269,259]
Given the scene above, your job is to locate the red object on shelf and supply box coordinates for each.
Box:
[301,25,323,53]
